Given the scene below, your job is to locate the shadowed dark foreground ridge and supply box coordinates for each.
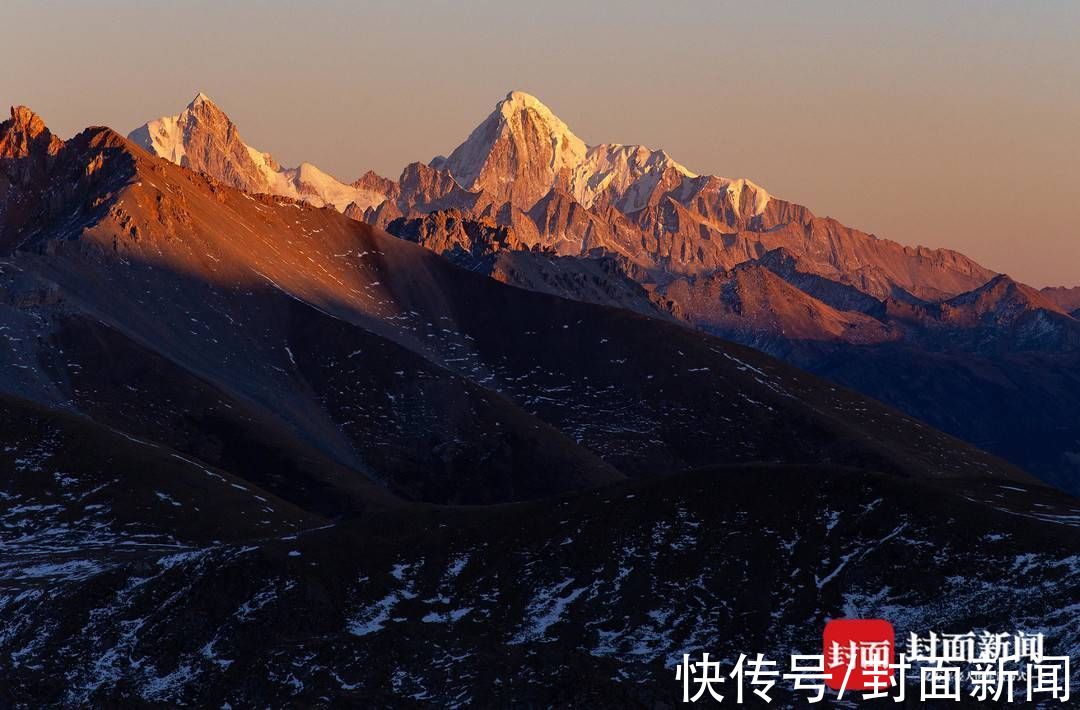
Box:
[2,429,1077,705]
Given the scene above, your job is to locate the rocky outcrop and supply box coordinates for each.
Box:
[1,106,68,248]
[385,209,510,263]
[0,105,63,163]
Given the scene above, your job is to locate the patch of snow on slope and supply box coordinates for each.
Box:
[509,577,590,644]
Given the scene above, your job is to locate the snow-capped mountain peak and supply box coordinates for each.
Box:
[496,90,587,159]
[430,90,587,205]
[432,90,706,212]
[129,96,393,211]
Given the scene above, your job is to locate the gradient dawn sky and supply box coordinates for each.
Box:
[2,0,1077,286]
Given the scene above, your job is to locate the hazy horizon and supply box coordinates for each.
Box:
[3,0,1077,286]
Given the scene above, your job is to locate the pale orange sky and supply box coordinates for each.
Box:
[3,1,1077,286]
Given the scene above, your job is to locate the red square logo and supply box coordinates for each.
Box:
[822,619,895,691]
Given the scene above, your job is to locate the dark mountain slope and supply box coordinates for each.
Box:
[805,343,1080,494]
[379,211,1080,493]
[2,456,1076,705]
[0,391,327,547]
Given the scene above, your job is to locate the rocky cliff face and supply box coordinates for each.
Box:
[1,106,66,249]
[0,105,63,162]
[386,209,510,263]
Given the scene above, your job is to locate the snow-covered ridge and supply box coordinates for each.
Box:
[573,143,697,211]
[285,162,387,212]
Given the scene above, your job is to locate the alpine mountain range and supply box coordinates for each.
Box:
[132,91,1080,494]
[0,91,1076,705]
